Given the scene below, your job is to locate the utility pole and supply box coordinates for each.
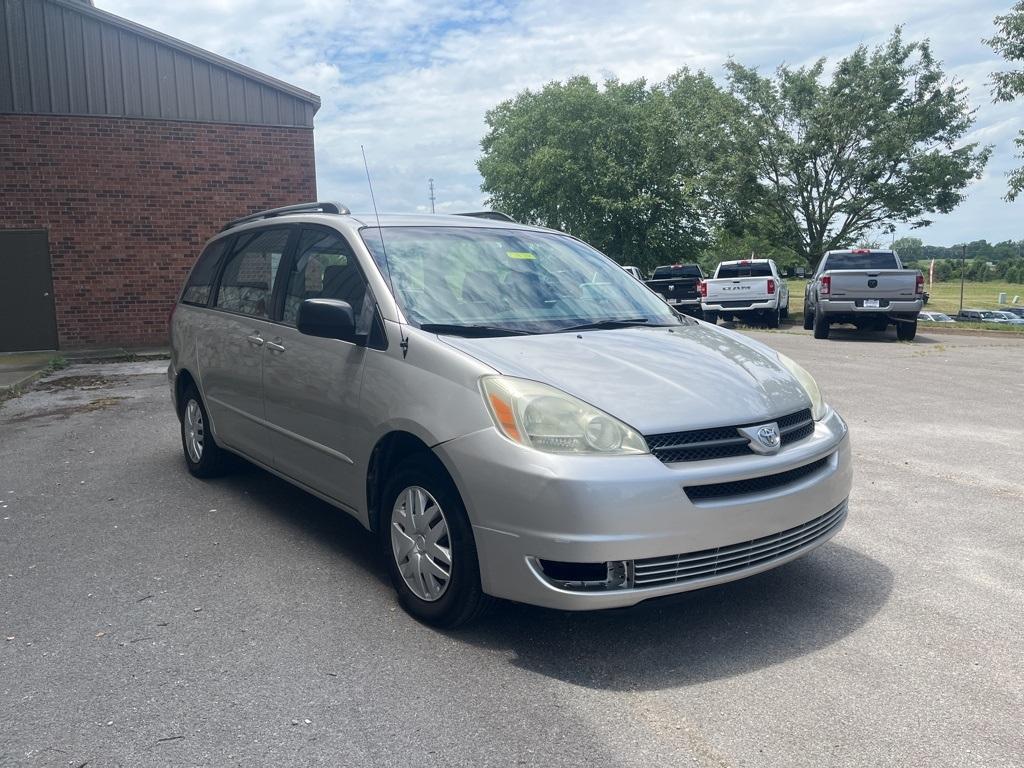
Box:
[958,244,966,316]
[428,178,436,214]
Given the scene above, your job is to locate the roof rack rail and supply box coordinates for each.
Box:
[456,211,516,223]
[222,201,350,231]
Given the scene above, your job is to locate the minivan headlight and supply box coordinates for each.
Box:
[776,353,827,421]
[480,376,649,455]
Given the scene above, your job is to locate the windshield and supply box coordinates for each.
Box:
[823,252,899,270]
[716,262,772,278]
[360,226,680,333]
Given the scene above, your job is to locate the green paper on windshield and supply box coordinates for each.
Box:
[507,251,536,260]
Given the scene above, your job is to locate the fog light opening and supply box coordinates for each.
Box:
[538,559,632,591]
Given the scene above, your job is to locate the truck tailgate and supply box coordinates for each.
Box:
[704,277,770,303]
[827,270,918,300]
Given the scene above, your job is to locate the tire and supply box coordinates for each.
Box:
[179,384,231,478]
[781,303,789,320]
[379,454,491,628]
[766,306,781,329]
[897,318,917,341]
[803,310,814,331]
[813,307,830,339]
[703,311,718,325]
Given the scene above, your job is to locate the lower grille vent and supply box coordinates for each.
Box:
[632,501,847,587]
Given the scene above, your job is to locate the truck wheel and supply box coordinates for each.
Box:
[766,307,780,328]
[813,307,830,339]
[781,304,789,320]
[803,310,814,331]
[897,318,917,341]
[704,311,718,325]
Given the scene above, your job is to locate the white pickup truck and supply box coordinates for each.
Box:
[700,259,790,328]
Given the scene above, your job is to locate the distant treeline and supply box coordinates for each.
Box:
[893,237,1023,263]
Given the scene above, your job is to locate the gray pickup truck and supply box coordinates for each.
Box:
[804,249,924,341]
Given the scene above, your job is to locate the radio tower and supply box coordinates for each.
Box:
[428,178,436,214]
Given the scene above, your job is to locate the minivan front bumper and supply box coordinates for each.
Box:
[435,409,851,610]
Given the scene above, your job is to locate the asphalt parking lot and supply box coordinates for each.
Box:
[1,329,1022,767]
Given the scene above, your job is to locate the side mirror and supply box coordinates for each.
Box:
[297,298,358,343]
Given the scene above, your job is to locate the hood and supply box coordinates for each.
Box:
[440,324,811,435]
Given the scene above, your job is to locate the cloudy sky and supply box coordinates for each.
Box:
[101,0,1023,247]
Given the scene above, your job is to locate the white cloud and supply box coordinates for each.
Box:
[99,0,1022,246]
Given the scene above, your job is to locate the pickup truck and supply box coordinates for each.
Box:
[804,249,923,341]
[700,259,790,328]
[645,263,705,317]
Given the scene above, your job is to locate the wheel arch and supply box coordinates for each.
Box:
[366,430,462,535]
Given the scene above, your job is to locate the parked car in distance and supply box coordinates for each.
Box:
[919,311,955,323]
[1003,306,1024,319]
[804,249,923,341]
[957,308,1005,323]
[700,259,790,328]
[644,263,705,317]
[621,265,644,281]
[169,202,852,627]
[987,310,1024,325]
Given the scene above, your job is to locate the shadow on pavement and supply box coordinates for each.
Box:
[205,460,891,694]
[456,543,892,692]
[214,461,390,588]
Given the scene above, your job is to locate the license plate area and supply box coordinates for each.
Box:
[863,299,880,308]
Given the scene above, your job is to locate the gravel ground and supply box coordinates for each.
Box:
[0,329,1021,767]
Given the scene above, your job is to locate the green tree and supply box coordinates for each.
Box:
[477,73,745,272]
[986,1,1024,200]
[892,236,924,261]
[725,29,991,267]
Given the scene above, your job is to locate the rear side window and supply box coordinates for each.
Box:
[824,252,899,270]
[214,228,291,318]
[181,239,229,306]
[717,263,772,278]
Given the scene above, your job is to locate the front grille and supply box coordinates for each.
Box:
[632,501,847,587]
[684,456,829,501]
[647,408,814,463]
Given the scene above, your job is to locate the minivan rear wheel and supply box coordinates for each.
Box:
[379,455,490,627]
[179,385,231,478]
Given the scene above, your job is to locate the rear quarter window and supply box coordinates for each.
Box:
[181,239,229,306]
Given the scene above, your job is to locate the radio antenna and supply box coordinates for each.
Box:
[361,145,408,356]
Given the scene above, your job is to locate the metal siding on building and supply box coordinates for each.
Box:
[0,2,13,111]
[0,0,318,126]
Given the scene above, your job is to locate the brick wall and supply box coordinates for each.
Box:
[0,114,316,348]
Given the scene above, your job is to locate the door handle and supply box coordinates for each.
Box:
[265,340,286,353]
[246,334,264,346]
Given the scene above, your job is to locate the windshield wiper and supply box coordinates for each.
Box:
[419,323,532,337]
[556,318,654,332]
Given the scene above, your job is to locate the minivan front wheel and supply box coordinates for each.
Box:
[380,455,490,627]
[179,385,231,478]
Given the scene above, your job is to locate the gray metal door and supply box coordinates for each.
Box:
[0,231,59,352]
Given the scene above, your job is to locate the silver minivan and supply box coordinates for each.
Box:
[169,202,852,627]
